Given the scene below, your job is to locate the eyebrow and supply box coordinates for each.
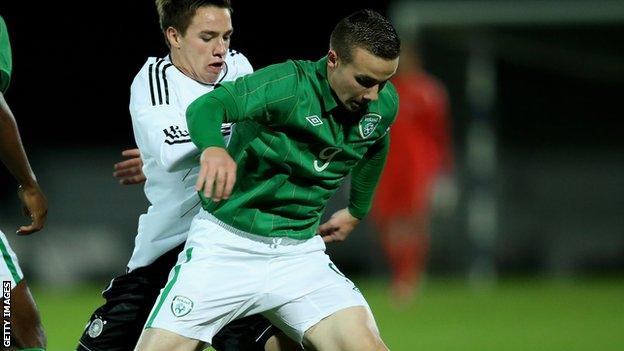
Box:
[199,29,234,36]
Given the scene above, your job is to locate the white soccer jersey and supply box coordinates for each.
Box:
[127,49,253,272]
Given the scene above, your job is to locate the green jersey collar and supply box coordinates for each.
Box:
[315,57,339,112]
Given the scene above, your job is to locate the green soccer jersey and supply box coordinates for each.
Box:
[187,57,399,239]
[0,16,12,93]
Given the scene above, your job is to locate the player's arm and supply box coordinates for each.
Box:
[348,134,389,218]
[132,102,203,173]
[318,135,389,243]
[129,54,255,175]
[187,61,298,201]
[0,92,47,235]
[186,88,243,202]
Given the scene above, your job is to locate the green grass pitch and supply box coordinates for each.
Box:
[33,277,623,350]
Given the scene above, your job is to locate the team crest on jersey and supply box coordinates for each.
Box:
[171,295,194,317]
[358,113,382,139]
[87,317,106,338]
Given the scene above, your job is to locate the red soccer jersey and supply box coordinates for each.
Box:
[373,72,452,219]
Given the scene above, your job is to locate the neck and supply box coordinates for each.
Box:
[170,50,199,81]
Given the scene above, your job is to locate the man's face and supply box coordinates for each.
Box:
[328,47,399,112]
[175,6,232,84]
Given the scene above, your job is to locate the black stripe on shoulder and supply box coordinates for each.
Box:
[148,63,156,106]
[162,63,173,105]
[154,59,165,105]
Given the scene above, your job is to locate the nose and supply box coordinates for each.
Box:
[214,38,227,57]
[363,85,379,102]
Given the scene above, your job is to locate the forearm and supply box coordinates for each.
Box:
[0,93,37,188]
[348,135,389,219]
[187,88,238,151]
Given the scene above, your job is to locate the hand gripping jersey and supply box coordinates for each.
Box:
[127,50,252,271]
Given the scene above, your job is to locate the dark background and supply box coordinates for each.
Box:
[0,1,623,281]
[0,1,390,147]
[0,1,621,150]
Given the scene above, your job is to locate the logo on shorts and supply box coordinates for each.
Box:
[358,113,382,139]
[87,317,105,338]
[171,295,194,317]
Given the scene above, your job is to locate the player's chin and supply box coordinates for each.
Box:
[200,72,220,84]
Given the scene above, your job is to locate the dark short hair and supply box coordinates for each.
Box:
[330,9,401,63]
[155,0,232,46]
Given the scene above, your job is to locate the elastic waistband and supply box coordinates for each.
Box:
[198,209,313,246]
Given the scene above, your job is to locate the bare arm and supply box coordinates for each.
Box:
[0,92,47,235]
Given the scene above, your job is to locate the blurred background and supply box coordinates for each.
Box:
[0,0,623,350]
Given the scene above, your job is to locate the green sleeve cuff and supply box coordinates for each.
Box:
[347,204,367,220]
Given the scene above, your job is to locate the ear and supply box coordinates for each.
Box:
[327,49,338,68]
[165,26,182,49]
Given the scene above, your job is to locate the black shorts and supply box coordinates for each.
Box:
[77,244,277,351]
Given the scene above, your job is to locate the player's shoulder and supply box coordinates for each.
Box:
[242,59,299,88]
[381,80,398,99]
[225,49,252,70]
[228,59,299,91]
[132,56,172,85]
[375,81,400,121]
[261,60,300,93]
[221,48,253,81]
[0,15,10,93]
[131,56,177,109]
[380,81,399,108]
[289,59,319,76]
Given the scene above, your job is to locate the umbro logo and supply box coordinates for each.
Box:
[306,115,323,126]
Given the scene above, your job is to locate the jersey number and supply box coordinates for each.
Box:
[313,147,342,172]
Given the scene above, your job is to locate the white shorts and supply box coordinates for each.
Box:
[0,230,24,288]
[145,209,371,344]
